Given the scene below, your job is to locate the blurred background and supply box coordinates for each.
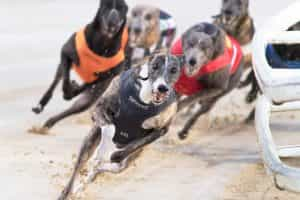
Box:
[0,0,296,93]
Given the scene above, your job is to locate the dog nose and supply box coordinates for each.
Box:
[223,9,233,16]
[158,85,169,93]
[189,58,197,66]
[134,27,142,35]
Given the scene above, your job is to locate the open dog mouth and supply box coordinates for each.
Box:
[129,34,144,47]
[152,91,169,105]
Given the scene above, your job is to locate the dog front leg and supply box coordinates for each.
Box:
[110,129,166,163]
[178,88,223,112]
[57,126,102,200]
[178,100,217,140]
[32,57,67,114]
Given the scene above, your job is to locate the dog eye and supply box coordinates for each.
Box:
[188,42,195,48]
[145,14,152,21]
[170,67,178,74]
[152,63,159,70]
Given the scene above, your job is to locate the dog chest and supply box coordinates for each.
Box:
[112,69,174,145]
[72,27,128,83]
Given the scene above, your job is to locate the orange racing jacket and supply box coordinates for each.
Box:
[73,27,128,83]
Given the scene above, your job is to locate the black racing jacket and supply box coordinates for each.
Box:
[112,69,175,145]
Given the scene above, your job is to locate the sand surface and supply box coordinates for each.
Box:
[1,0,300,200]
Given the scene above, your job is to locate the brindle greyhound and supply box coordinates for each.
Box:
[57,53,181,200]
[171,23,245,139]
[31,0,129,131]
[213,0,256,122]
[128,5,177,64]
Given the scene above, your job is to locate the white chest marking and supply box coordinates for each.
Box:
[138,64,152,104]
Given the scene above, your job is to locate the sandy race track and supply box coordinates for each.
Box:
[0,0,300,199]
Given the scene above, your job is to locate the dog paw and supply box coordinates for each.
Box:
[111,151,126,163]
[63,92,74,101]
[238,81,248,89]
[246,92,257,103]
[244,110,255,124]
[43,119,56,130]
[57,189,69,200]
[244,116,254,124]
[178,130,189,140]
[32,104,43,114]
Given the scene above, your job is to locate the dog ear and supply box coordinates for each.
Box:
[211,26,226,59]
[202,23,219,38]
[148,53,157,63]
[175,55,185,68]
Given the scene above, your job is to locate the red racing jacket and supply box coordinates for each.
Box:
[171,36,243,96]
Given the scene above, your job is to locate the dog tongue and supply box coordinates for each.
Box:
[154,93,166,102]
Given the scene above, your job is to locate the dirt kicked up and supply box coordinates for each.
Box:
[1,84,300,200]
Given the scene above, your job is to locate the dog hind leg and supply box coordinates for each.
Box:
[57,126,102,200]
[238,69,254,89]
[43,92,97,129]
[246,76,259,104]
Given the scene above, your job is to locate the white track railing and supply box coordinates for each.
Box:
[253,1,300,193]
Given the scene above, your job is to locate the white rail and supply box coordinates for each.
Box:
[256,96,300,192]
[253,1,300,193]
[267,31,300,44]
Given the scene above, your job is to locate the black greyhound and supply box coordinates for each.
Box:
[32,0,129,131]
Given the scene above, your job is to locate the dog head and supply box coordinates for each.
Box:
[215,0,249,32]
[129,5,160,48]
[182,23,225,76]
[136,54,181,105]
[95,0,128,39]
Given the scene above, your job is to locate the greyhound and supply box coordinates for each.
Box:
[31,0,129,132]
[213,0,256,122]
[213,0,255,47]
[128,5,177,64]
[171,22,244,139]
[57,53,181,200]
